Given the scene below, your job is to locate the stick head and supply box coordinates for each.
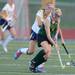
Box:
[62,65,65,69]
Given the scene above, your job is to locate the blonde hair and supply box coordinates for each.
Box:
[41,0,56,8]
[55,8,62,16]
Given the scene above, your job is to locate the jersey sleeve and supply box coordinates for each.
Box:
[2,4,8,11]
[36,10,43,17]
[36,10,44,22]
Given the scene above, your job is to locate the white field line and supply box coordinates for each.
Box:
[0,53,75,59]
[0,56,75,60]
[0,72,75,75]
[0,53,75,56]
[0,63,75,68]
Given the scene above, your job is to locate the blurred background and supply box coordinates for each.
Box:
[0,0,75,39]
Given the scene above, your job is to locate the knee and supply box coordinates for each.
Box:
[45,48,51,54]
[27,51,34,55]
[9,28,17,38]
[44,48,51,59]
[27,47,35,55]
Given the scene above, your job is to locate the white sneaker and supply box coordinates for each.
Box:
[0,41,8,53]
[3,46,8,53]
[14,49,22,60]
[2,44,8,53]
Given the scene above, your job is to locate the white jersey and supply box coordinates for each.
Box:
[32,10,51,34]
[2,3,15,21]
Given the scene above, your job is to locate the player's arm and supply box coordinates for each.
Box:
[0,4,8,19]
[59,28,65,44]
[0,11,8,19]
[13,4,17,21]
[44,18,59,49]
[54,17,60,42]
[36,16,43,27]
[0,12,1,16]
[56,16,65,44]
[36,10,44,27]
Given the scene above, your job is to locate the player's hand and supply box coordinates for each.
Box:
[54,35,58,43]
[55,43,60,51]
[61,39,65,45]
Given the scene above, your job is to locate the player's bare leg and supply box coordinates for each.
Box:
[14,40,36,59]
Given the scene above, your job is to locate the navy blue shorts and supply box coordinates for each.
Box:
[30,30,38,41]
[38,34,53,47]
[0,18,8,25]
[0,18,11,30]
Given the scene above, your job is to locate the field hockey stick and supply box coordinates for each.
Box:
[62,43,69,54]
[62,43,75,66]
[56,48,65,69]
[62,43,72,59]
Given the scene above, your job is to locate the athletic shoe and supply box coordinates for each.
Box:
[14,49,22,60]
[36,65,46,73]
[29,61,45,73]
[2,44,8,53]
[29,66,45,73]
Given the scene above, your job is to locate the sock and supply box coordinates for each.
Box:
[30,49,47,69]
[3,35,14,47]
[20,48,28,54]
[0,40,8,53]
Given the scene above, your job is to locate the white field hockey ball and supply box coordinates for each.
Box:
[66,62,70,66]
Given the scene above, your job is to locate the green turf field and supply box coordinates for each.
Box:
[0,40,75,75]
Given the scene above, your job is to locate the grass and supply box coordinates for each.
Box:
[0,40,75,75]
